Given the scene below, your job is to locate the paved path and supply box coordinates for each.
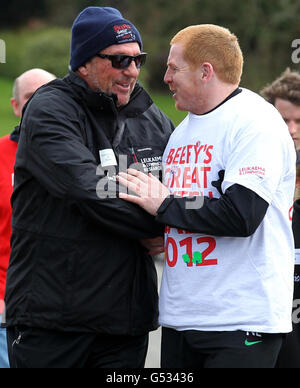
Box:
[145,256,164,368]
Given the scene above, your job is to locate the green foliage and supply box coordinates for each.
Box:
[0,28,70,79]
[0,78,19,137]
[0,30,29,79]
[22,28,71,78]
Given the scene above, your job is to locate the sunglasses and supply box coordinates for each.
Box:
[95,52,147,70]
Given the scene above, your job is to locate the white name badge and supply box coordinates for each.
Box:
[295,249,300,266]
[99,149,118,168]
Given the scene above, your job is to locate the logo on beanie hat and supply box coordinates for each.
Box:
[113,24,136,44]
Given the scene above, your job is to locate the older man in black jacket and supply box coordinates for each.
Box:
[4,7,174,368]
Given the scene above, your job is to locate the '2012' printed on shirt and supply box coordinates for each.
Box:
[165,229,218,268]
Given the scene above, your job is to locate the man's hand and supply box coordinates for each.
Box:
[141,237,165,255]
[117,169,171,216]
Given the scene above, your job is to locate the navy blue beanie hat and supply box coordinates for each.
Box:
[70,7,143,71]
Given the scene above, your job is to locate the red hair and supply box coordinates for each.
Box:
[171,24,244,85]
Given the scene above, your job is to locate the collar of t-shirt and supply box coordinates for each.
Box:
[200,88,242,116]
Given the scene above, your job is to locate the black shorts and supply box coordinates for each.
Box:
[6,326,149,369]
[161,327,283,369]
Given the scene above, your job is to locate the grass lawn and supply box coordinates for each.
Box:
[0,77,19,136]
[0,77,186,137]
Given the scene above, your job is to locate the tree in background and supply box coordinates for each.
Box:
[0,0,47,27]
[126,0,300,90]
[0,0,299,91]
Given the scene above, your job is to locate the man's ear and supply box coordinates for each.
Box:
[77,63,89,77]
[10,97,22,118]
[200,62,214,82]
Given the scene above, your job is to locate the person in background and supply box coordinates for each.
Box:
[261,68,300,164]
[0,69,56,368]
[4,7,173,368]
[275,163,300,368]
[261,69,300,368]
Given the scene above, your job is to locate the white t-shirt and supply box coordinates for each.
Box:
[159,88,296,333]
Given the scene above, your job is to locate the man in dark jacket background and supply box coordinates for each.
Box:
[4,7,174,368]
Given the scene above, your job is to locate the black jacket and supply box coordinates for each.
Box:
[293,199,300,249]
[293,198,300,301]
[4,72,174,335]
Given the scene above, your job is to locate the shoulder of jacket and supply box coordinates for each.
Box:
[26,79,82,116]
[145,102,175,131]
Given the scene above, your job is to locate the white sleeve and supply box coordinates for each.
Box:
[222,120,291,204]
